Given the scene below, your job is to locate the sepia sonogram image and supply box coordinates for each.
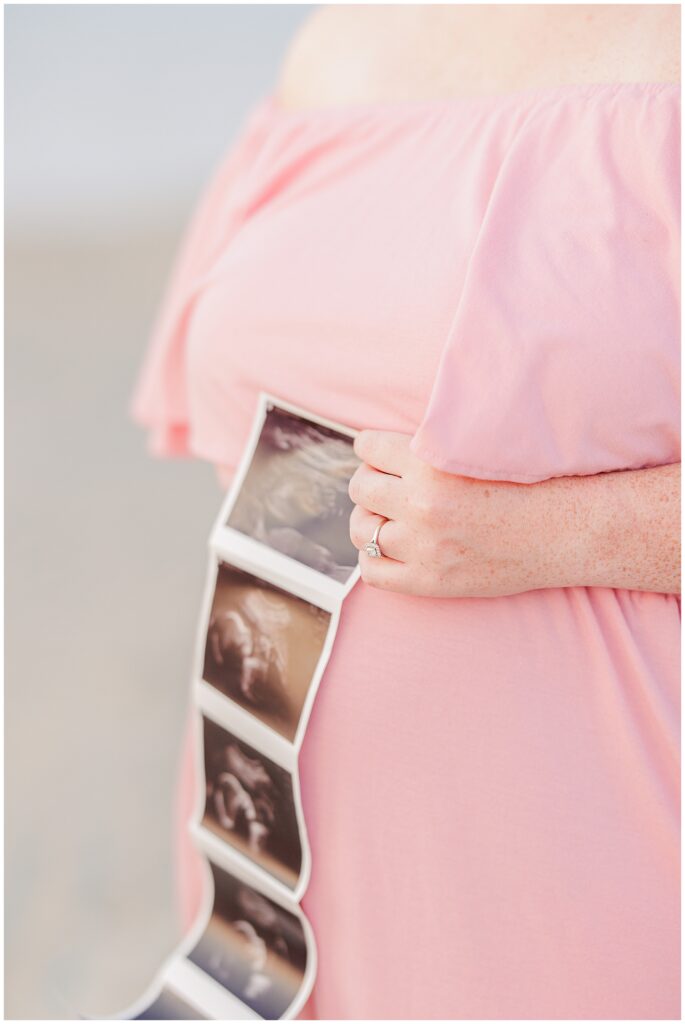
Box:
[202,716,303,889]
[189,862,308,1019]
[202,561,331,741]
[227,405,360,583]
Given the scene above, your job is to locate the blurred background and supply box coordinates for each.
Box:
[5,5,310,1017]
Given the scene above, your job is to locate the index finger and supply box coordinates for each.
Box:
[353,429,412,477]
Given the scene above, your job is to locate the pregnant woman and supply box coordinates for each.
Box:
[132,5,680,1019]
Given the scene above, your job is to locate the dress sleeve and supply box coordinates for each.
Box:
[130,99,273,458]
[410,86,680,483]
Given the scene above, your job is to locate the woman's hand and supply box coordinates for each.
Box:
[348,430,562,597]
[348,430,681,597]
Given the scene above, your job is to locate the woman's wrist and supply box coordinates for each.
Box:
[543,463,681,594]
[531,472,614,591]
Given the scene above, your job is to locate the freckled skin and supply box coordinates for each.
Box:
[348,431,680,599]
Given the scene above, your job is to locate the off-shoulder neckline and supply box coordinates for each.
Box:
[265,80,679,123]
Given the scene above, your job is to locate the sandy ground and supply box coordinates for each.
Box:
[6,228,221,1018]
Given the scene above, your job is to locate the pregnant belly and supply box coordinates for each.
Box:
[297,581,680,1018]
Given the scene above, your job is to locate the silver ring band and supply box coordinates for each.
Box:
[364,518,387,558]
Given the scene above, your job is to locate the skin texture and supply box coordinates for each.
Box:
[274,5,681,599]
[348,431,680,597]
[277,5,680,109]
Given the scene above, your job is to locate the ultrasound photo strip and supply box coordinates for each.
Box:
[201,394,360,755]
[109,394,361,1020]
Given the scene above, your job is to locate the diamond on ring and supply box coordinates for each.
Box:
[364,519,386,558]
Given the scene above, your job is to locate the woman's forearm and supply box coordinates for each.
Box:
[550,462,681,595]
[348,429,681,598]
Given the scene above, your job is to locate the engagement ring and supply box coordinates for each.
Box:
[364,519,387,558]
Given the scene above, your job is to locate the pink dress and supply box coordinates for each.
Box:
[132,81,680,1019]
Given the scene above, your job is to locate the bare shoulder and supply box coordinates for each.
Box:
[276,7,405,111]
[275,4,680,113]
